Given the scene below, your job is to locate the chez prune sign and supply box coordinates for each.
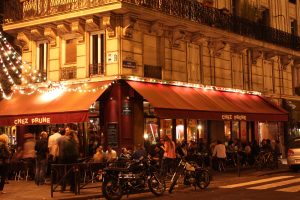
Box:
[221,114,247,121]
[14,117,51,125]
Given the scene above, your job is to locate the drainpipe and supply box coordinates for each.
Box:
[209,47,215,85]
[200,44,204,84]
[247,49,253,90]
[230,52,234,88]
[272,59,275,93]
[186,42,189,82]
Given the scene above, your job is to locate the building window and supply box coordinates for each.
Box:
[65,39,77,64]
[293,67,300,95]
[144,65,162,79]
[263,62,273,93]
[143,34,163,79]
[90,32,105,76]
[260,8,270,26]
[289,0,296,4]
[291,19,298,35]
[232,0,239,16]
[36,42,48,82]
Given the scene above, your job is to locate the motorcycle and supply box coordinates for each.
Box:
[169,157,211,193]
[102,156,165,200]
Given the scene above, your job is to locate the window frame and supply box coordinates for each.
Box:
[89,31,105,75]
[36,40,48,82]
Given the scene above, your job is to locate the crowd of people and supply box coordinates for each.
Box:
[0,124,81,193]
[0,126,283,194]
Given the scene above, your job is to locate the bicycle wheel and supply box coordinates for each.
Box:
[197,170,210,189]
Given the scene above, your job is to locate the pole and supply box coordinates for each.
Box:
[237,151,241,177]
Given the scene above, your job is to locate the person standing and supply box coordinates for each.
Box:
[0,134,10,194]
[57,124,79,193]
[22,133,36,180]
[48,127,61,163]
[35,131,48,185]
[161,134,176,177]
[212,140,227,171]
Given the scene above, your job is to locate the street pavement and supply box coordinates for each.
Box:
[0,162,292,200]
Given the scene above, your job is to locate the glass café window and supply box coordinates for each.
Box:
[187,119,204,142]
[144,118,159,144]
[224,121,231,141]
[160,119,172,137]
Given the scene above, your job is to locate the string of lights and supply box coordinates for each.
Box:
[125,76,262,96]
[0,29,261,99]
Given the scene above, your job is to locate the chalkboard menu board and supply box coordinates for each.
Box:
[107,122,118,148]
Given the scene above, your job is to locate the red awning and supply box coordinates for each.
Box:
[127,81,288,121]
[0,81,111,126]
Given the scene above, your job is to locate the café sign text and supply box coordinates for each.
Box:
[14,117,51,125]
[221,114,247,121]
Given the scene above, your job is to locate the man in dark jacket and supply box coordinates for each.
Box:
[35,131,48,185]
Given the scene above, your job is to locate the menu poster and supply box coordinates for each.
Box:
[107,122,118,148]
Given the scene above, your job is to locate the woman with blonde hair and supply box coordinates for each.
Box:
[160,134,176,177]
[0,134,10,194]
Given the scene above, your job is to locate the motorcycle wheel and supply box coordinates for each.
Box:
[197,170,210,189]
[148,173,166,196]
[102,178,123,200]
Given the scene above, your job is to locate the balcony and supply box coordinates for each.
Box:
[33,71,47,83]
[89,63,104,76]
[3,0,300,51]
[60,66,76,80]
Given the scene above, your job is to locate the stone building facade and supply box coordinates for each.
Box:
[1,0,299,153]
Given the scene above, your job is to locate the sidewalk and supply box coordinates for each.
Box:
[1,163,290,200]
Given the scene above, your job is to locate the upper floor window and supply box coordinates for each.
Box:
[260,8,270,26]
[293,66,300,95]
[89,32,105,76]
[144,65,162,79]
[291,19,298,35]
[232,0,239,16]
[65,39,77,64]
[143,34,162,79]
[36,41,48,82]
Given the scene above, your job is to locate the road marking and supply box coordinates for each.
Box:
[220,176,293,189]
[276,185,300,192]
[248,177,300,190]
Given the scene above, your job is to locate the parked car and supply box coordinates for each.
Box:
[287,137,300,172]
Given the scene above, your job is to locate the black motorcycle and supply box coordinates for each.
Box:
[102,156,165,200]
[169,157,210,193]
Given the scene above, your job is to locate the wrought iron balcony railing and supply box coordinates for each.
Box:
[89,63,104,76]
[4,0,300,51]
[61,66,77,80]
